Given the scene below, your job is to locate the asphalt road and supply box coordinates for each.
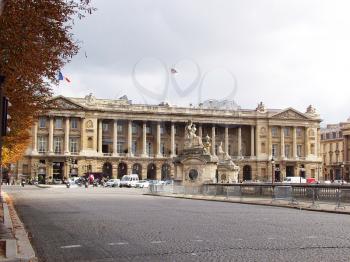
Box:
[4,185,350,262]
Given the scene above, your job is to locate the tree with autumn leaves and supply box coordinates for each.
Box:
[0,0,94,166]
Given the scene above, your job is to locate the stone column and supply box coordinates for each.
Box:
[48,117,54,154]
[113,120,119,156]
[224,126,229,155]
[128,120,133,156]
[80,118,85,153]
[237,126,242,157]
[211,125,216,156]
[98,120,103,154]
[170,122,175,157]
[64,117,70,155]
[156,122,161,157]
[256,125,261,158]
[305,127,310,157]
[314,128,318,156]
[344,136,348,163]
[250,126,255,157]
[281,126,285,158]
[268,126,272,158]
[141,122,147,157]
[198,124,203,138]
[293,126,297,158]
[32,121,38,154]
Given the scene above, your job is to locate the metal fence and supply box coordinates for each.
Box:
[148,183,350,210]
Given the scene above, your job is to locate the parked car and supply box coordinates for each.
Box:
[306,178,317,184]
[119,174,139,187]
[333,180,348,184]
[135,180,150,188]
[283,176,306,184]
[106,179,120,187]
[52,179,63,184]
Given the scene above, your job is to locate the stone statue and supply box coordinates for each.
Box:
[218,142,224,155]
[184,121,203,149]
[256,102,266,113]
[203,134,211,154]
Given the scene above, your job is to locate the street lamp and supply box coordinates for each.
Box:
[341,162,345,185]
[271,158,275,185]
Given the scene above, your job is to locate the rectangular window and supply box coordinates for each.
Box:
[297,145,302,157]
[296,127,302,137]
[103,123,109,132]
[146,126,151,135]
[117,141,124,154]
[285,145,291,158]
[147,142,153,156]
[161,143,165,155]
[132,141,137,154]
[69,138,79,154]
[38,117,46,128]
[272,144,278,157]
[271,127,278,137]
[117,125,123,133]
[284,127,291,137]
[132,124,138,134]
[38,136,47,153]
[71,118,78,129]
[54,137,62,154]
[160,126,165,135]
[228,144,231,155]
[55,118,62,129]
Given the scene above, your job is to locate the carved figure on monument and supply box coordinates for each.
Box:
[203,134,211,154]
[256,102,266,113]
[184,120,203,148]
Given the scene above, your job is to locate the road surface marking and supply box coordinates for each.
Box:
[151,241,165,244]
[267,238,276,240]
[192,239,204,242]
[306,236,317,239]
[108,242,129,246]
[60,245,82,249]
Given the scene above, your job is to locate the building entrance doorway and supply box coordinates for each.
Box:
[286,166,294,177]
[53,162,64,181]
[147,163,157,180]
[103,162,113,178]
[117,162,127,179]
[243,165,252,181]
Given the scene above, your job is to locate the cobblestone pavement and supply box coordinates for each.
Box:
[3,185,350,262]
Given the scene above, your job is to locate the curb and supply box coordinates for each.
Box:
[144,193,350,215]
[2,192,37,261]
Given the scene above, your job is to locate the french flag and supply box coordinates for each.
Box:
[58,71,71,83]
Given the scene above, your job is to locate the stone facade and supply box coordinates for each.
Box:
[15,94,323,183]
[321,119,350,181]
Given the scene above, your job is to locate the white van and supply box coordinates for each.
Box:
[119,174,139,188]
[283,176,306,184]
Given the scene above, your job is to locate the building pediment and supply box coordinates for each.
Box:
[271,108,309,120]
[48,96,85,110]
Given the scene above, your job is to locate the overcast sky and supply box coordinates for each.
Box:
[53,0,350,125]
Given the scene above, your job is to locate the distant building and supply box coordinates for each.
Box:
[321,119,350,181]
[15,94,322,183]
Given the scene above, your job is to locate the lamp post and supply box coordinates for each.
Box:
[271,158,275,185]
[341,162,345,185]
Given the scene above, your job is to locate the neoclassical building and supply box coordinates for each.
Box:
[15,94,323,183]
[321,119,350,181]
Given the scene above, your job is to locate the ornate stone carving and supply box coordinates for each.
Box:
[85,93,96,105]
[184,120,203,149]
[306,105,317,115]
[86,120,93,129]
[256,102,266,113]
[273,110,306,120]
[51,98,81,110]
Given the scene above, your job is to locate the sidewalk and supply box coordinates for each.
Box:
[145,192,350,215]
[0,192,37,261]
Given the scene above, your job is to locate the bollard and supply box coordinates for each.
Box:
[335,188,346,210]
[309,187,319,208]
